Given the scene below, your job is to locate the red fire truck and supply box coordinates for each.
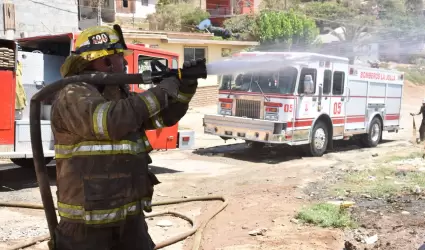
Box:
[0,33,194,168]
[203,52,403,156]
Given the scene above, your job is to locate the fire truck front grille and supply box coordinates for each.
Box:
[235,100,261,119]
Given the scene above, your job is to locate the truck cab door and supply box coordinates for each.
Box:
[296,67,319,121]
[130,51,179,150]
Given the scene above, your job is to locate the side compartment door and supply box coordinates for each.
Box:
[130,51,179,150]
[330,70,346,133]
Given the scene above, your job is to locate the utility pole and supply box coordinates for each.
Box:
[97,0,102,26]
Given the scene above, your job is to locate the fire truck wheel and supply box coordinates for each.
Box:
[11,157,53,168]
[361,117,382,147]
[308,120,328,157]
[246,141,265,150]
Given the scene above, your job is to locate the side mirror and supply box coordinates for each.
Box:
[303,74,314,94]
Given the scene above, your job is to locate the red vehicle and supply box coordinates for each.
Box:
[0,33,195,168]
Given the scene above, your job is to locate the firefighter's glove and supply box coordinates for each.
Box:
[181,58,207,85]
[158,76,181,100]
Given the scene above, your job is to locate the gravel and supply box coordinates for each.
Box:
[0,208,48,242]
[0,187,57,204]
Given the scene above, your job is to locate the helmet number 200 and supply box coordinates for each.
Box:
[90,33,110,45]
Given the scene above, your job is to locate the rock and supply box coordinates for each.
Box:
[368,176,376,181]
[248,228,267,236]
[156,220,173,227]
[367,209,378,214]
[327,201,343,206]
[384,176,393,180]
[401,211,410,215]
[361,194,372,199]
[242,225,249,229]
[372,153,379,157]
[216,153,225,157]
[295,196,303,199]
[412,185,422,194]
[290,218,299,224]
[344,241,357,250]
[364,234,378,244]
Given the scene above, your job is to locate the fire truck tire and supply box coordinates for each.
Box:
[246,141,265,150]
[11,157,53,168]
[307,120,329,157]
[361,117,382,147]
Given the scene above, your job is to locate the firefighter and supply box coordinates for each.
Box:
[410,99,425,142]
[51,25,204,250]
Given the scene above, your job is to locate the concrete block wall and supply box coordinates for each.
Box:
[0,0,79,39]
[190,85,218,108]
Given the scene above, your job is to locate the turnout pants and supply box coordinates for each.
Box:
[420,120,425,141]
[53,215,155,250]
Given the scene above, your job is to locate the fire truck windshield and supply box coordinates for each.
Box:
[219,66,298,94]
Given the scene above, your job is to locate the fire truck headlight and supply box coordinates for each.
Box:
[265,115,278,121]
[220,110,232,116]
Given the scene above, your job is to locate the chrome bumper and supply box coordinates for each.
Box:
[203,114,288,143]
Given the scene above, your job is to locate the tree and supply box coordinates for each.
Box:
[405,0,424,15]
[223,14,258,41]
[322,14,377,63]
[303,2,356,21]
[323,15,375,42]
[259,0,300,11]
[156,0,192,6]
[302,2,358,32]
[82,0,106,22]
[146,3,210,31]
[256,10,319,48]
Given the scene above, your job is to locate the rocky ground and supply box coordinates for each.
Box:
[1,81,425,250]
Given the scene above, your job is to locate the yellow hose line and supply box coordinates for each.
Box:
[0,195,228,250]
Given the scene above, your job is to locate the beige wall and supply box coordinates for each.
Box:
[128,37,252,87]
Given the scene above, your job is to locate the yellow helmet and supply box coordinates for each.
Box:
[74,25,132,62]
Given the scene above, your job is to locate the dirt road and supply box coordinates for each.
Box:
[1,81,425,250]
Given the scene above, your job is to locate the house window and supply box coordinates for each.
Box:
[123,0,128,8]
[104,0,110,7]
[142,0,149,6]
[184,47,206,62]
[332,71,345,95]
[323,69,332,94]
[83,0,89,6]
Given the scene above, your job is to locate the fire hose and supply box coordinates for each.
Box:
[2,63,228,249]
[0,196,228,250]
